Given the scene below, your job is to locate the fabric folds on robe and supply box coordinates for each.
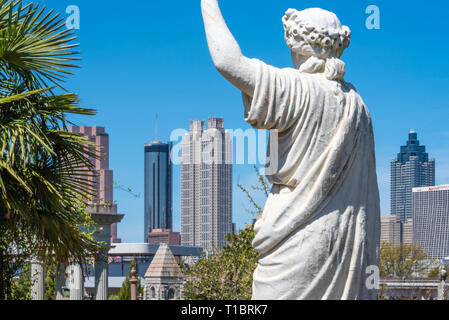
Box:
[242,59,380,300]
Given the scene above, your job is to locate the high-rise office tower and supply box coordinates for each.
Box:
[68,126,122,243]
[402,219,414,244]
[144,141,173,242]
[181,118,233,250]
[380,215,413,245]
[413,185,449,260]
[391,130,435,222]
[147,229,180,245]
[380,215,402,246]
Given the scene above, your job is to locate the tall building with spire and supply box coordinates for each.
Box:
[391,130,435,222]
[144,141,173,241]
[180,117,233,250]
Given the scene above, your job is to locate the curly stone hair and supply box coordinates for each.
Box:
[282,8,352,80]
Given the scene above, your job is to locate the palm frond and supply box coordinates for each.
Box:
[0,1,79,91]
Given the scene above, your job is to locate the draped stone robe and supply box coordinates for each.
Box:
[242,59,380,300]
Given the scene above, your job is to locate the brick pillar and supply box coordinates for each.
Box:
[130,268,138,300]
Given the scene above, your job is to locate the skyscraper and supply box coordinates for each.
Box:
[144,141,173,242]
[391,130,435,222]
[402,219,413,244]
[68,126,122,243]
[380,215,402,246]
[380,215,414,245]
[413,185,449,260]
[181,117,233,250]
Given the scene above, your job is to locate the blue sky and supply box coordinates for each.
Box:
[41,0,449,243]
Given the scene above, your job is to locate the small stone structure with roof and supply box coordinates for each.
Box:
[143,243,184,300]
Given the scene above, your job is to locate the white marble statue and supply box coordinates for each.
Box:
[201,0,380,300]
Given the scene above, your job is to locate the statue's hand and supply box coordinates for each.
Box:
[201,0,256,96]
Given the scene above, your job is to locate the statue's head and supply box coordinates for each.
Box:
[282,8,351,80]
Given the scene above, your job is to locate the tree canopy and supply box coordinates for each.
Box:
[182,166,267,300]
[183,225,259,300]
[379,242,434,279]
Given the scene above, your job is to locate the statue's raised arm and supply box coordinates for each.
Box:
[201,0,257,97]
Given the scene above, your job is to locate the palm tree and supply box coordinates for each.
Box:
[0,0,101,299]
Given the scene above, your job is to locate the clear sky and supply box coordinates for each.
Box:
[40,0,449,243]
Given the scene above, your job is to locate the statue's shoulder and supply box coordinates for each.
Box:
[250,58,296,76]
[279,67,317,81]
[343,81,357,93]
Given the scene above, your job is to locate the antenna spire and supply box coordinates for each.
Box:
[155,113,158,141]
